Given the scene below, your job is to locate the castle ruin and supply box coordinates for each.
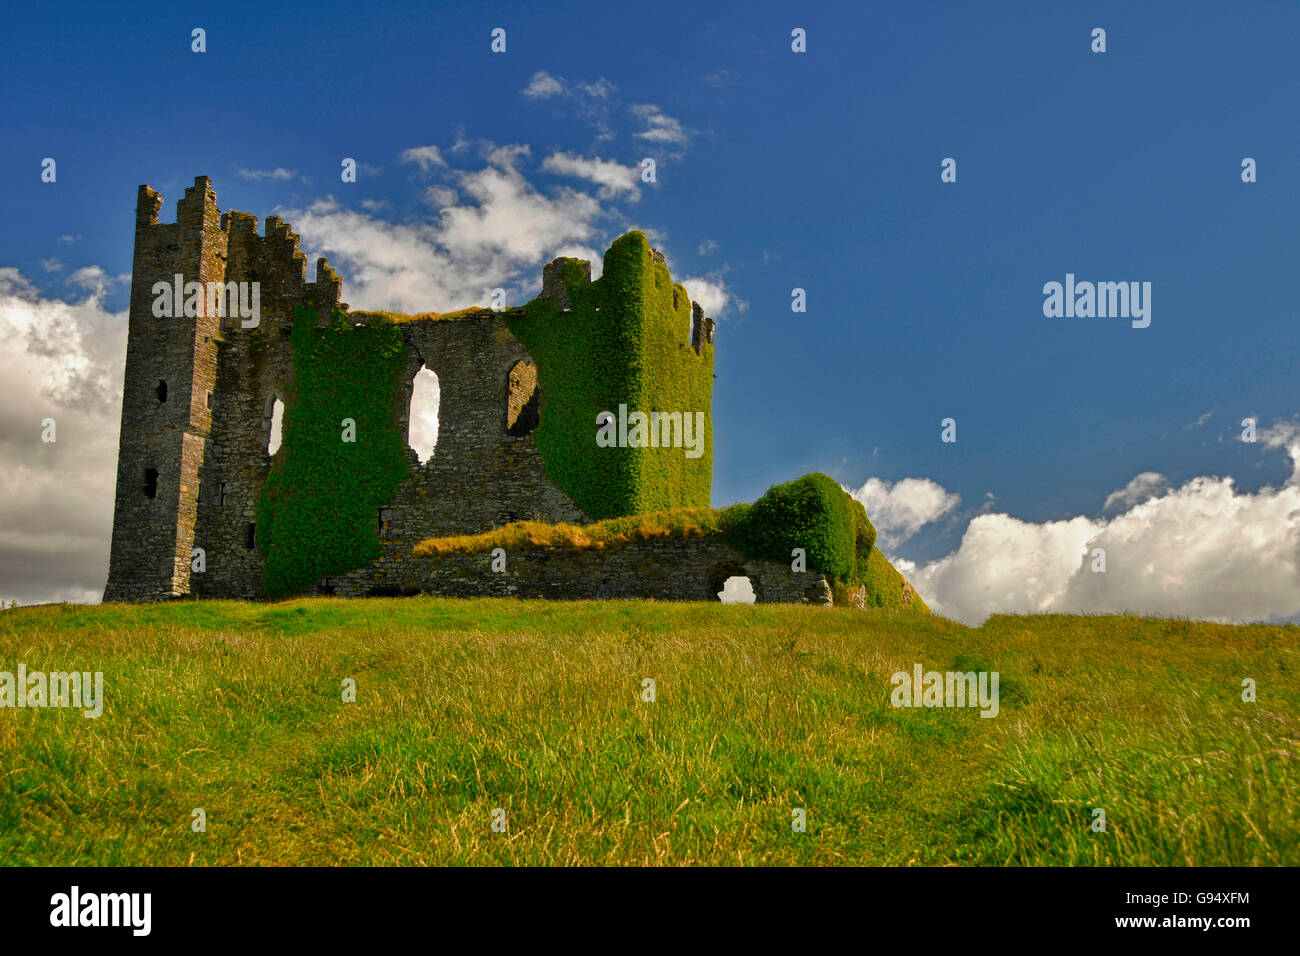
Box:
[103,176,836,605]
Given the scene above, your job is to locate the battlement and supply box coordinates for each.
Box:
[130,177,342,328]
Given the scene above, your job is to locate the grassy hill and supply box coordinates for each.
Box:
[0,598,1295,866]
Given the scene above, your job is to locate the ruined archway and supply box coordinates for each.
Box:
[710,562,760,603]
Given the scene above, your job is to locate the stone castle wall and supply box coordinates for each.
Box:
[308,535,833,605]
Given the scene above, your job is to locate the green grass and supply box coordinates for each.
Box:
[0,600,1295,866]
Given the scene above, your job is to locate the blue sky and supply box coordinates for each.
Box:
[1,1,1297,620]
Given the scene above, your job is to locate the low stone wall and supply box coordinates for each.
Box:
[307,535,832,605]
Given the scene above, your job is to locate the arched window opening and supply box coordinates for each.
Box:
[506,360,540,436]
[718,576,756,604]
[143,467,159,500]
[408,365,440,464]
[156,380,168,403]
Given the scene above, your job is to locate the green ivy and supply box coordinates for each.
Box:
[507,232,714,518]
[724,473,865,583]
[256,305,410,597]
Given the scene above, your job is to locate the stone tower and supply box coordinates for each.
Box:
[104,176,343,600]
[103,178,227,601]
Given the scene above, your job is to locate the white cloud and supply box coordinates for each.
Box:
[57,234,80,244]
[399,146,447,172]
[1103,471,1171,511]
[68,265,115,296]
[630,103,689,146]
[542,152,640,200]
[846,477,961,549]
[422,186,459,209]
[680,276,740,319]
[891,427,1300,625]
[236,167,297,181]
[280,145,604,313]
[41,258,61,272]
[697,239,718,255]
[0,268,127,605]
[1259,420,1300,482]
[522,71,566,99]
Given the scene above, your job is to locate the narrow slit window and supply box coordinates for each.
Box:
[268,397,284,455]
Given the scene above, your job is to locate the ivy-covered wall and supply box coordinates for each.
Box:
[256,306,410,597]
[507,232,714,518]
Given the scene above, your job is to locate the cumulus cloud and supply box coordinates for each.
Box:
[236,167,297,181]
[697,239,718,255]
[279,145,604,312]
[0,268,127,605]
[890,427,1300,625]
[846,476,961,549]
[542,152,640,200]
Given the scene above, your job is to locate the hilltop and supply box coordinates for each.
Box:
[1,599,1294,865]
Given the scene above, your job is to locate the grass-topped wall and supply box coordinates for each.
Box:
[405,471,921,610]
[507,232,714,518]
[256,306,410,596]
